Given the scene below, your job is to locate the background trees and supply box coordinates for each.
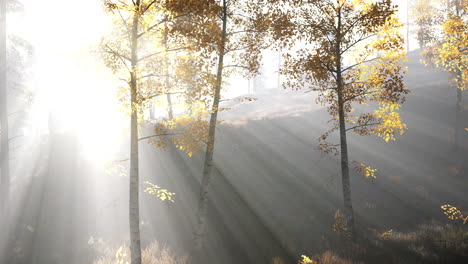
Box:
[413,0,467,158]
[267,0,408,239]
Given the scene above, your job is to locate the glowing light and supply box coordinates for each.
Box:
[11,0,124,162]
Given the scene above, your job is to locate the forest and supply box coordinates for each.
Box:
[0,0,467,263]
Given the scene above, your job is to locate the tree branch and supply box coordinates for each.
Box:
[138,133,181,141]
[346,122,380,132]
[137,47,187,62]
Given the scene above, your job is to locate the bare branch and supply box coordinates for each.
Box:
[137,47,187,62]
[341,56,380,73]
[138,133,181,141]
[104,44,131,61]
[224,64,250,70]
[346,122,380,132]
[8,135,23,142]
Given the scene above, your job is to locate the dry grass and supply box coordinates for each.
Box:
[93,242,188,264]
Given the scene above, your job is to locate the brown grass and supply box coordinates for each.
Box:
[93,242,188,264]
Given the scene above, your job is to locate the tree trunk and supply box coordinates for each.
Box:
[129,2,142,264]
[192,0,228,254]
[163,25,174,120]
[0,0,9,216]
[336,3,356,240]
[406,0,410,52]
[454,70,463,167]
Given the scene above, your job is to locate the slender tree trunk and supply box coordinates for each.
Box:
[336,4,356,240]
[163,25,174,120]
[277,49,281,89]
[192,0,228,254]
[453,2,462,163]
[407,0,410,52]
[0,0,8,216]
[129,2,142,264]
[454,70,463,166]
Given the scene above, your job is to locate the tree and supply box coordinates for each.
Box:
[0,0,8,216]
[101,1,194,263]
[187,0,269,255]
[413,0,467,158]
[102,1,220,263]
[1,0,28,217]
[436,0,467,160]
[267,0,408,239]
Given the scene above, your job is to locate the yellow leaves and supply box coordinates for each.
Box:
[144,181,175,202]
[465,128,468,132]
[299,255,317,264]
[151,108,209,157]
[103,162,128,177]
[115,247,129,264]
[417,3,468,90]
[354,162,377,179]
[379,229,393,239]
[441,204,465,221]
[371,103,407,142]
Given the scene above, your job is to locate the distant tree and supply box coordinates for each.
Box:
[1,0,31,216]
[413,0,444,52]
[413,0,467,157]
[267,0,408,239]
[0,0,8,216]
[436,1,467,159]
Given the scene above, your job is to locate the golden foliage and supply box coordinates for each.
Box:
[115,247,129,264]
[414,0,468,88]
[144,181,175,202]
[151,108,209,157]
[353,162,377,179]
[333,210,351,239]
[436,14,468,90]
[267,0,408,153]
[441,204,466,222]
[379,229,393,239]
[298,255,317,264]
[371,104,407,142]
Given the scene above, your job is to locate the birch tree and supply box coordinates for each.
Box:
[101,1,211,263]
[187,0,269,255]
[267,0,408,240]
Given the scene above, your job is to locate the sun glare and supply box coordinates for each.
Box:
[12,0,125,162]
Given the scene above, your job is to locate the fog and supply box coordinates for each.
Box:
[1,47,467,263]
